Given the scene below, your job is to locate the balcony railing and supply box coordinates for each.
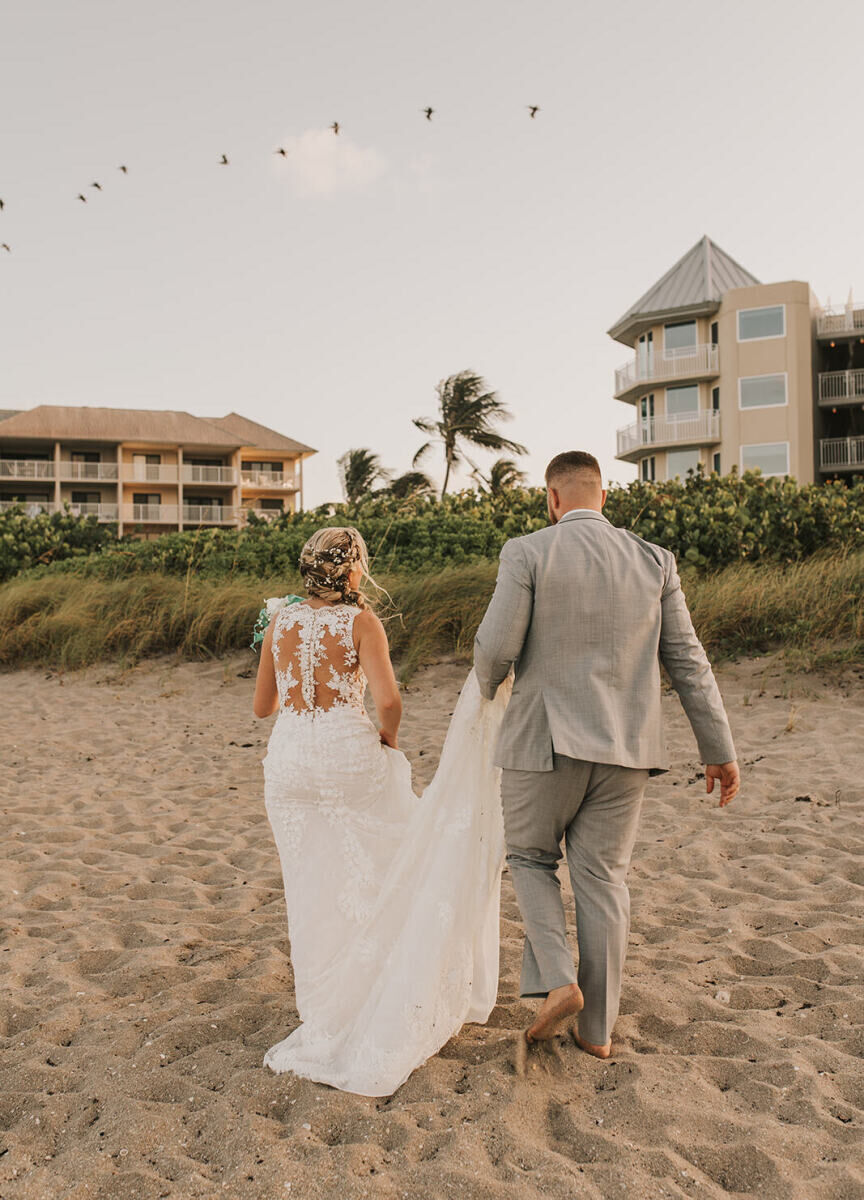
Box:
[0,499,118,521]
[614,343,719,399]
[122,503,180,523]
[816,305,864,337]
[0,459,54,479]
[244,506,285,521]
[181,464,237,485]
[123,464,180,483]
[818,369,864,406]
[64,502,119,521]
[617,409,721,458]
[59,460,120,480]
[240,469,296,489]
[182,504,238,524]
[820,436,864,471]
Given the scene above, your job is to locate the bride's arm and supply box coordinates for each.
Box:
[355,610,402,748]
[252,623,280,717]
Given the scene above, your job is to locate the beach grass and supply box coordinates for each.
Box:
[0,549,862,675]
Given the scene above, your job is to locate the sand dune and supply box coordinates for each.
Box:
[1,649,863,1199]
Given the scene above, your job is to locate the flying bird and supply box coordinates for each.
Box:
[77,194,87,202]
[90,182,102,190]
[118,165,127,173]
[0,198,4,210]
[275,147,288,156]
[527,105,540,118]
[219,153,229,164]
[1,243,9,252]
[330,121,339,135]
[422,107,434,120]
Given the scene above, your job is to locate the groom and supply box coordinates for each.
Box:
[474,450,739,1058]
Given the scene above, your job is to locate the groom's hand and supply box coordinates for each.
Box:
[706,761,739,807]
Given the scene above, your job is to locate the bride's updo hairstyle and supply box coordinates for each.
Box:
[298,526,372,608]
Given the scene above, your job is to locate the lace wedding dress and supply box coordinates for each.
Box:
[261,601,511,1096]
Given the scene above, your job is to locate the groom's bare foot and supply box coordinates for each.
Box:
[525,983,584,1043]
[570,1028,612,1059]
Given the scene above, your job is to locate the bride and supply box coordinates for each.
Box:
[252,525,512,1097]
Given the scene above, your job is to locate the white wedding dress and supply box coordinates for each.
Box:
[261,601,511,1097]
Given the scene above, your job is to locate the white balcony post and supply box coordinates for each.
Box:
[178,447,184,531]
[54,442,61,505]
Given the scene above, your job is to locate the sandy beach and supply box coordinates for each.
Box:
[2,648,863,1200]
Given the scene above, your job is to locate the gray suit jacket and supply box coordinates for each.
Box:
[473,509,736,774]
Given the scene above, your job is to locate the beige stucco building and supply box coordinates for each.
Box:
[0,405,315,536]
[608,236,864,484]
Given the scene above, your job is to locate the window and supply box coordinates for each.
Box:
[71,491,100,504]
[737,305,785,341]
[72,451,100,463]
[712,452,721,474]
[133,492,161,505]
[188,496,222,507]
[739,374,787,409]
[666,385,699,416]
[258,498,284,510]
[664,321,697,350]
[711,386,720,411]
[740,443,789,477]
[710,321,719,345]
[666,449,700,479]
[242,460,283,472]
[640,456,655,482]
[186,458,223,467]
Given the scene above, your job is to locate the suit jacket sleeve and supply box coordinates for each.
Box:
[658,549,737,765]
[473,538,534,701]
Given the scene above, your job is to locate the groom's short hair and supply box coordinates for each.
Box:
[545,451,602,488]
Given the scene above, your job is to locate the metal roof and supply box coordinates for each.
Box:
[607,236,761,345]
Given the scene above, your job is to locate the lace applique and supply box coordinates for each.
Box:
[271,603,367,717]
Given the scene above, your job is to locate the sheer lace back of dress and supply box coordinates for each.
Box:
[272,603,366,715]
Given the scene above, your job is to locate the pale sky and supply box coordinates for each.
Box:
[2,0,863,506]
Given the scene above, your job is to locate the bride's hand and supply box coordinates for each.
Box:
[379,729,399,749]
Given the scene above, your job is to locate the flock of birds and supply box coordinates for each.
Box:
[0,107,542,254]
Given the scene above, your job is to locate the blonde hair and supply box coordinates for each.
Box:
[298,526,373,608]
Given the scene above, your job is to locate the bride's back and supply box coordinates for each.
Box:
[272,602,367,717]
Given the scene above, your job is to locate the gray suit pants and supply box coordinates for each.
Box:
[501,754,650,1046]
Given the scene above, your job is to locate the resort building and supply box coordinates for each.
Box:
[608,236,864,484]
[0,405,315,536]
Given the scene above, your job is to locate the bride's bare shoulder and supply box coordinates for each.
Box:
[353,608,387,642]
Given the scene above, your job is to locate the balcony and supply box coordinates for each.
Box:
[123,464,180,483]
[818,370,864,407]
[122,503,180,524]
[182,504,238,525]
[181,464,237,485]
[816,305,864,338]
[616,410,721,461]
[59,460,120,481]
[243,506,285,522]
[240,469,297,490]
[614,343,719,402]
[0,459,54,479]
[820,436,864,472]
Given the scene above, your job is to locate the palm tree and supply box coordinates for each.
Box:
[473,457,529,497]
[412,370,528,498]
[386,470,435,500]
[337,448,390,504]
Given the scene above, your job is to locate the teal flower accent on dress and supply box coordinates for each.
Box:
[250,594,304,652]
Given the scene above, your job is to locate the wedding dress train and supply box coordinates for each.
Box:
[261,601,511,1096]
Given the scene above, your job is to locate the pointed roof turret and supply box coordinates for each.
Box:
[607,236,760,346]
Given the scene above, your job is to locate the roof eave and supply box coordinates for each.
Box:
[606,300,723,347]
